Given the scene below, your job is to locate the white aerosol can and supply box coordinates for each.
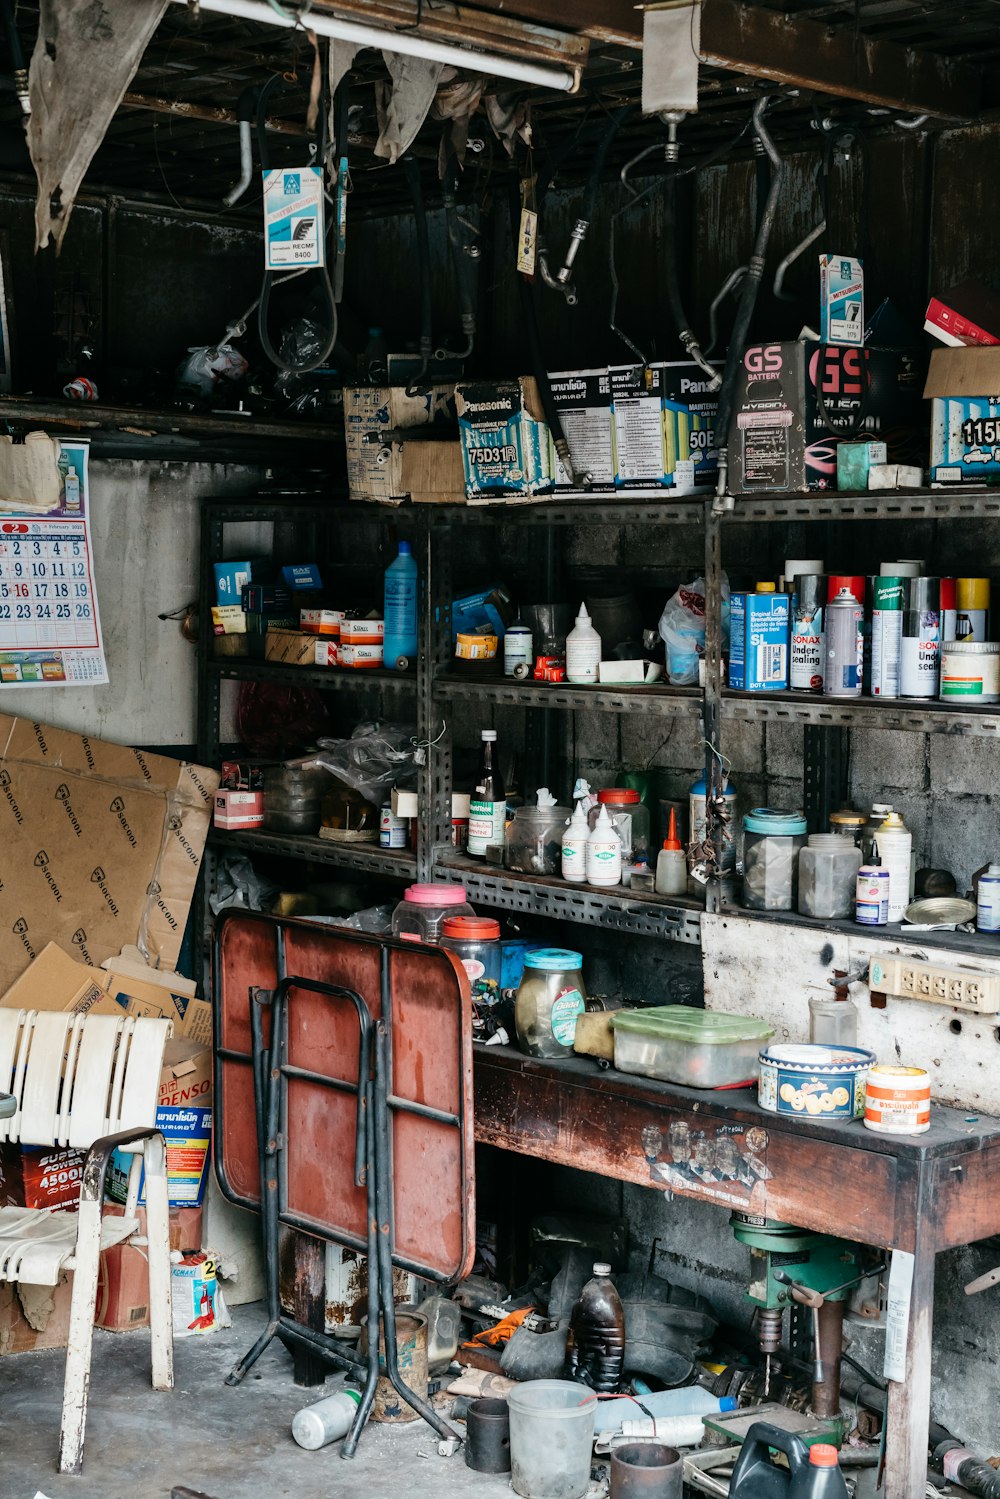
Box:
[875,812,912,923]
[825,587,863,699]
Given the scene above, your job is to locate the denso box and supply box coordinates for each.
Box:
[729,592,790,691]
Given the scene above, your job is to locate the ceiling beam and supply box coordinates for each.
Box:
[698,0,982,121]
[469,0,642,48]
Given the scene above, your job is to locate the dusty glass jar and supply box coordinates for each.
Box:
[505,804,571,875]
[588,789,651,862]
[798,833,862,919]
[742,808,808,912]
[391,883,474,943]
[441,915,501,1006]
[514,949,587,1059]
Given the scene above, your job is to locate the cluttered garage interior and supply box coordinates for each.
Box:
[1,1,1000,1497]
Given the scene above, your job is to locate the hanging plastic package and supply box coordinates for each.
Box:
[658,574,730,685]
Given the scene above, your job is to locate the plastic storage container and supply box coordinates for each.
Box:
[589,788,650,861]
[742,809,808,911]
[611,1006,774,1087]
[508,1380,598,1499]
[515,950,587,1059]
[441,916,501,1005]
[505,803,571,875]
[797,834,862,919]
[730,1423,848,1499]
[391,883,474,943]
[828,809,865,846]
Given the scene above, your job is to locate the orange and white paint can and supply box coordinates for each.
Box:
[864,1065,931,1135]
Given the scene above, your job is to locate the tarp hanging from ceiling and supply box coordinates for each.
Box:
[28,0,169,252]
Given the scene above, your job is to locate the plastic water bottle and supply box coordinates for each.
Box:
[593,1385,736,1434]
[567,1262,625,1392]
[384,540,418,671]
[292,1385,362,1449]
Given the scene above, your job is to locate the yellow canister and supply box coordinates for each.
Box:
[455,632,498,661]
[864,1064,931,1135]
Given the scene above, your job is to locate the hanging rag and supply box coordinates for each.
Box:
[27,0,169,252]
[374,52,444,163]
[432,75,486,172]
[484,93,532,157]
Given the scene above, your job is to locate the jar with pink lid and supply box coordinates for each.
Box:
[391,883,475,943]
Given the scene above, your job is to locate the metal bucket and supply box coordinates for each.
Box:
[610,1442,683,1499]
[465,1397,511,1473]
[360,1310,428,1422]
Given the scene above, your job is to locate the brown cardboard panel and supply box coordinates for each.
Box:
[159,1039,213,1109]
[0,715,218,991]
[400,440,466,504]
[263,629,319,666]
[924,346,1000,398]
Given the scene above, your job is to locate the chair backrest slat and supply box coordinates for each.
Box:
[113,1018,172,1137]
[19,1013,74,1148]
[63,1015,129,1151]
[0,1010,27,1144]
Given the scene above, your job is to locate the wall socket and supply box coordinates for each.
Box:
[868,956,1000,1014]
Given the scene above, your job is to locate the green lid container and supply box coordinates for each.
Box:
[611,1006,774,1044]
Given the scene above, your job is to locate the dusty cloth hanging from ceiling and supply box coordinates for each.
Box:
[27,0,169,252]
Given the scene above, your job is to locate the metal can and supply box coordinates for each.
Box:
[825,587,863,699]
[379,806,409,850]
[956,577,990,642]
[864,1065,931,1135]
[789,574,824,692]
[870,576,905,698]
[899,577,940,698]
[940,640,1000,703]
[856,865,890,925]
[940,576,957,643]
[503,623,534,677]
[977,865,1000,934]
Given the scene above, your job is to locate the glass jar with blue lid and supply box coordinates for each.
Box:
[514,949,587,1059]
[742,808,808,911]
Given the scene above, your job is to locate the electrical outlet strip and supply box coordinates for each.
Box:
[868,956,1000,1014]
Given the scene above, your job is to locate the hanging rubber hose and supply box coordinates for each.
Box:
[255,70,338,375]
[441,142,478,359]
[712,96,785,509]
[537,102,637,304]
[662,166,721,388]
[402,155,432,381]
[0,0,28,118]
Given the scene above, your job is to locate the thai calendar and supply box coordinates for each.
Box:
[0,440,107,687]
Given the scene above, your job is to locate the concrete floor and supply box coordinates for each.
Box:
[0,1304,516,1499]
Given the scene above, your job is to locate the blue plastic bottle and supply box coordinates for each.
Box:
[384,541,418,671]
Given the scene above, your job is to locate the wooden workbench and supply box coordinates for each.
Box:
[474,1047,1000,1499]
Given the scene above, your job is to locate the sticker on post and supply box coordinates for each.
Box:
[263,166,325,269]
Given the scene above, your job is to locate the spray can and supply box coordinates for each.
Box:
[899,577,940,698]
[940,577,957,642]
[292,1385,362,1449]
[870,576,906,697]
[862,802,894,866]
[790,575,825,691]
[824,587,863,698]
[956,578,990,642]
[977,864,1000,934]
[875,812,912,923]
[783,560,824,604]
[856,865,890,925]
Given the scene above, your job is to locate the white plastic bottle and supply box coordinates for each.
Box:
[562,803,589,884]
[566,602,601,685]
[592,1386,736,1435]
[655,808,688,896]
[875,811,912,923]
[586,805,621,887]
[292,1385,362,1449]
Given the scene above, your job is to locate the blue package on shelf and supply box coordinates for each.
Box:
[281,563,323,591]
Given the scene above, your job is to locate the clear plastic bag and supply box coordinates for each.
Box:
[303,721,420,805]
[658,574,730,685]
[175,341,248,399]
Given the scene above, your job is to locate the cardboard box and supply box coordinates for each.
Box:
[820,254,864,346]
[609,363,720,492]
[242,584,291,613]
[399,438,466,504]
[925,279,1000,347]
[100,968,212,1046]
[108,1104,212,1210]
[549,369,614,490]
[210,605,247,636]
[97,1205,204,1332]
[0,1144,85,1209]
[0,715,217,992]
[456,378,553,501]
[214,790,265,830]
[339,643,384,668]
[159,1039,212,1109]
[0,1275,74,1354]
[264,629,319,666]
[281,563,323,591]
[344,384,456,504]
[340,618,384,646]
[213,560,264,606]
[300,608,342,636]
[926,346,1000,485]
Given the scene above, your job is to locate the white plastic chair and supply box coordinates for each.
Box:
[0,1008,174,1474]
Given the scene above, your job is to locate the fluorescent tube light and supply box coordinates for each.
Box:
[179,0,578,92]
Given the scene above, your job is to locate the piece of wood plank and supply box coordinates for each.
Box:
[306,0,589,67]
[884,1220,935,1499]
[698,0,981,122]
[470,0,641,48]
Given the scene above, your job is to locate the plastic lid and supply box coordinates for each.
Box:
[397,540,412,556]
[743,807,808,836]
[599,788,641,804]
[958,577,991,609]
[785,559,823,577]
[611,1006,774,1045]
[809,1446,839,1469]
[756,582,776,592]
[523,947,583,972]
[830,809,865,828]
[481,729,497,741]
[870,802,893,815]
[403,883,469,906]
[987,864,1000,876]
[442,915,500,940]
[944,639,1000,653]
[806,834,844,849]
[691,775,733,797]
[664,808,682,851]
[592,1262,612,1276]
[574,602,593,624]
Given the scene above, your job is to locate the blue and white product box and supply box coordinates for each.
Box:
[610,363,721,491]
[280,563,323,591]
[820,254,864,346]
[107,1105,212,1210]
[455,378,553,500]
[729,592,790,691]
[214,560,264,606]
[610,364,667,488]
[263,165,324,269]
[926,348,1000,484]
[548,369,615,490]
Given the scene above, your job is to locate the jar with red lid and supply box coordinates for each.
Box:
[391,883,474,943]
[441,915,501,1006]
[587,788,650,861]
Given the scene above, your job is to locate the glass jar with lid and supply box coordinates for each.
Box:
[514,949,587,1058]
[742,808,808,911]
[391,883,474,943]
[441,916,501,1006]
[828,808,865,848]
[798,833,862,919]
[505,802,571,875]
[587,788,650,862]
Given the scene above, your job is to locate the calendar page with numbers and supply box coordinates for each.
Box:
[0,439,107,687]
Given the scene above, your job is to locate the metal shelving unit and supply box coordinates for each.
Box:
[435,673,701,717]
[437,854,703,944]
[721,689,1000,738]
[718,486,1000,523]
[209,658,417,693]
[207,827,418,880]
